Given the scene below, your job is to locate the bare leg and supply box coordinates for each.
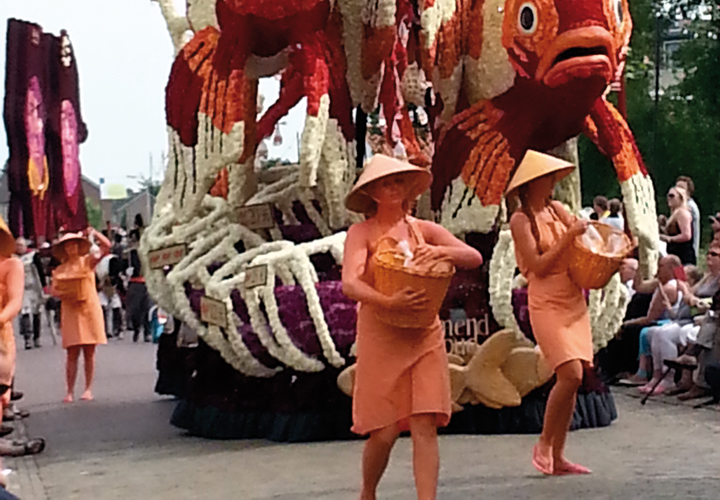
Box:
[409,414,439,500]
[64,347,81,402]
[80,345,96,400]
[360,424,399,500]
[534,360,585,474]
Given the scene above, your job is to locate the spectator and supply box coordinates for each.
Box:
[590,196,608,221]
[710,212,720,245]
[640,252,720,395]
[96,253,124,339]
[125,230,151,342]
[14,238,46,349]
[111,233,125,259]
[600,199,624,231]
[660,186,695,265]
[619,255,684,385]
[620,258,638,298]
[676,176,700,258]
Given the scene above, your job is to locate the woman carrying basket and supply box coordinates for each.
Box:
[52,228,111,403]
[508,151,593,476]
[342,154,483,500]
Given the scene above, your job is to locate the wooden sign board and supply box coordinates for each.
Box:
[148,244,187,270]
[244,265,268,289]
[237,203,275,230]
[200,296,227,329]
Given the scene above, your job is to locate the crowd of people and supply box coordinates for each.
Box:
[0,214,155,494]
[593,175,720,405]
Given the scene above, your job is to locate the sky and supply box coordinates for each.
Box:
[0,0,304,191]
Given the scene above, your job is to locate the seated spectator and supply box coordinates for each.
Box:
[590,195,609,221]
[711,212,720,246]
[620,258,638,298]
[600,199,624,231]
[639,252,720,394]
[619,255,684,385]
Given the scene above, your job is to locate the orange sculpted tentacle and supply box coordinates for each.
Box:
[586,98,646,182]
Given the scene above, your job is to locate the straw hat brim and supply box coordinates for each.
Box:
[345,155,433,214]
[52,234,91,261]
[505,150,576,195]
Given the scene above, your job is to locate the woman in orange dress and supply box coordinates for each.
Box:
[52,228,111,403]
[508,151,592,476]
[342,155,483,500]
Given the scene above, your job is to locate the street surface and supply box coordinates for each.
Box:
[4,331,720,499]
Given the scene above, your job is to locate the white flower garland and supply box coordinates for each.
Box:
[337,0,380,111]
[488,229,521,334]
[317,118,353,230]
[621,172,659,278]
[300,94,331,188]
[165,116,245,223]
[590,274,629,352]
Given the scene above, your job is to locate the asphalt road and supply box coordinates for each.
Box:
[4,332,720,499]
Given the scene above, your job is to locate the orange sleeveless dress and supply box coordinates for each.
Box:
[0,281,15,358]
[514,208,593,371]
[53,255,107,349]
[352,217,451,435]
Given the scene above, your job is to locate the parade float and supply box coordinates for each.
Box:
[146,0,659,440]
[3,19,89,241]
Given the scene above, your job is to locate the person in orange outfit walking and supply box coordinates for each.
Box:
[52,228,111,403]
[342,155,483,500]
[508,150,592,476]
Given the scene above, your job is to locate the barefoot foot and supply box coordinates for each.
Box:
[532,443,553,475]
[80,390,93,401]
[63,394,74,403]
[553,459,591,475]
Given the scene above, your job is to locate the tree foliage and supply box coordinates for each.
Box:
[85,198,103,230]
[579,0,720,242]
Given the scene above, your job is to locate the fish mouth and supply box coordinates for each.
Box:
[536,27,616,89]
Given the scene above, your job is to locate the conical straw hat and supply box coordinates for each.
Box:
[0,217,14,258]
[505,150,575,195]
[52,232,91,261]
[345,155,433,214]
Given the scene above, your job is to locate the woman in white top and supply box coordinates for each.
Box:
[600,199,624,231]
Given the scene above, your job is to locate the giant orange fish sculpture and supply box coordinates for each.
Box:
[422,0,657,268]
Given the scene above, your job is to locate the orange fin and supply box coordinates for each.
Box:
[432,100,516,209]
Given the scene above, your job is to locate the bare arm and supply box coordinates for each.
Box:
[88,228,111,268]
[509,211,586,279]
[416,220,483,269]
[624,282,674,326]
[341,224,427,310]
[632,265,659,294]
[0,259,24,325]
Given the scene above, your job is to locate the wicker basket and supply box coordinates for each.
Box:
[568,222,632,290]
[373,250,455,328]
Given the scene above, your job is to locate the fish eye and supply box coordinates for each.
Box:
[518,2,538,35]
[613,0,624,25]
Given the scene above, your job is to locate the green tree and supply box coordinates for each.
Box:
[579,0,720,244]
[85,199,103,230]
